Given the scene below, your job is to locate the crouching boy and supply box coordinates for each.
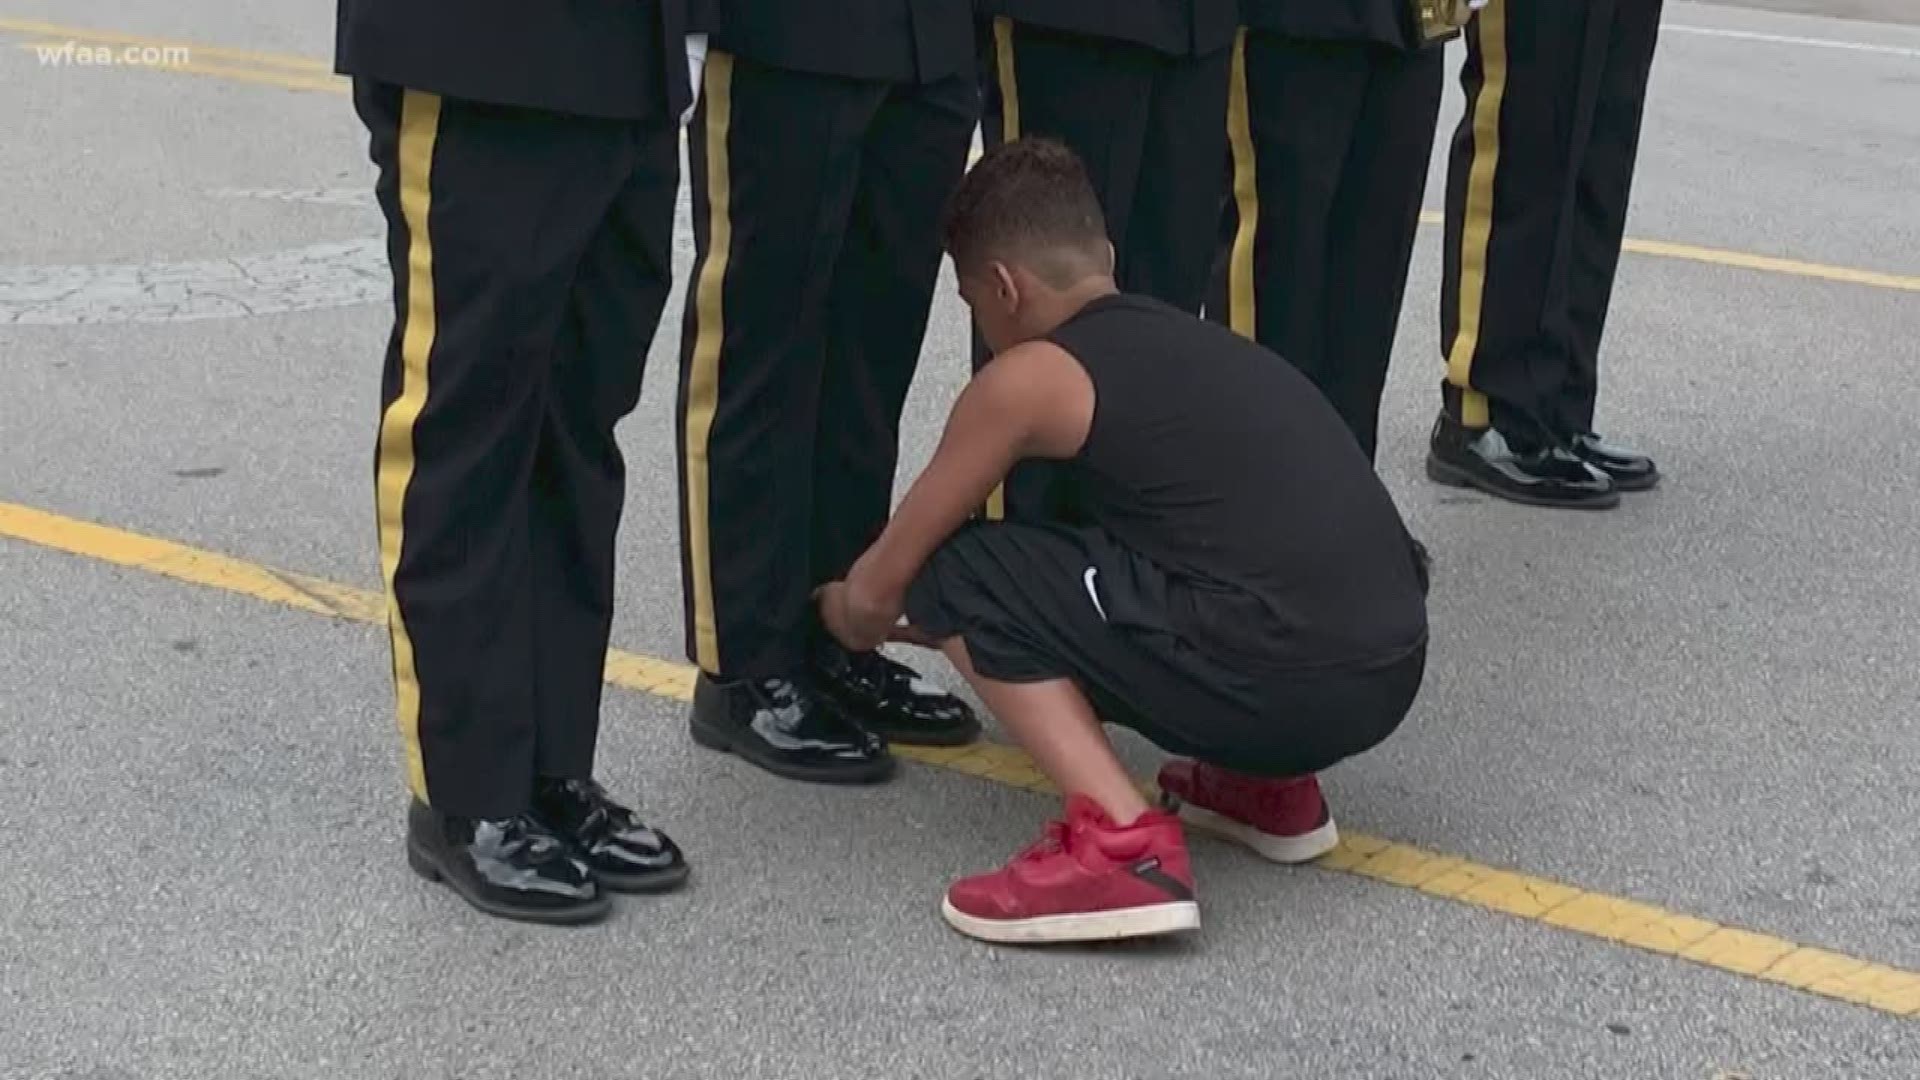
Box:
[815,138,1431,945]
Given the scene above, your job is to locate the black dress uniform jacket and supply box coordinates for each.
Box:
[1242,0,1423,51]
[335,0,715,120]
[979,0,1239,57]
[714,0,973,83]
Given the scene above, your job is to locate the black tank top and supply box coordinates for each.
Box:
[1045,293,1428,671]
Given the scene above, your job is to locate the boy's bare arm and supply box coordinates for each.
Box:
[817,342,1092,649]
[861,341,1091,596]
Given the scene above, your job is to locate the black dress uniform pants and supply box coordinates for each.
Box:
[1210,31,1444,462]
[977,17,1231,521]
[980,18,1232,317]
[678,53,977,680]
[357,83,678,818]
[1439,0,1664,444]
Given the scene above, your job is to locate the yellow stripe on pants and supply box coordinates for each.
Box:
[375,89,441,804]
[682,52,736,675]
[982,18,1021,523]
[1445,0,1508,430]
[1225,28,1258,342]
[992,16,1021,144]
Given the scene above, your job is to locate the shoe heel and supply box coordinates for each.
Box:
[405,844,442,882]
[688,719,732,753]
[1176,805,1339,865]
[1425,454,1470,488]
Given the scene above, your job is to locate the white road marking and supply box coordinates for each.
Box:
[211,187,377,209]
[1663,24,1920,60]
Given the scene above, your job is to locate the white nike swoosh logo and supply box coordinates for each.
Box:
[1083,567,1108,622]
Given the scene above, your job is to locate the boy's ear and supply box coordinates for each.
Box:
[990,261,1019,307]
[1103,239,1117,275]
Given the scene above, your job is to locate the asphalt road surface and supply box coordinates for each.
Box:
[3,3,1918,1079]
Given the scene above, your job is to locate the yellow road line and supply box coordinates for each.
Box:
[1618,237,1920,293]
[2,499,1916,1020]
[148,56,343,96]
[1416,209,1920,294]
[0,502,382,622]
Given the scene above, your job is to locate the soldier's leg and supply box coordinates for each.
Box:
[1122,40,1230,316]
[985,21,1154,291]
[677,53,896,783]
[1429,0,1622,508]
[677,52,870,681]
[805,72,984,749]
[528,119,680,781]
[358,82,634,819]
[1216,32,1367,435]
[515,118,692,895]
[1319,42,1445,460]
[1438,0,1612,442]
[811,73,977,592]
[1560,0,1665,447]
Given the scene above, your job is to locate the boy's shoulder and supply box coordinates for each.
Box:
[1072,292,1293,370]
[1058,291,1224,345]
[967,340,1098,461]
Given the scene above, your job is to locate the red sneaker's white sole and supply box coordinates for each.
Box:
[1175,804,1340,865]
[940,897,1200,945]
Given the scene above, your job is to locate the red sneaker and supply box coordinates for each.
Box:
[941,795,1200,945]
[1155,761,1339,864]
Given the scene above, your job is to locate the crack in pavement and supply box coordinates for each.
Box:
[1,238,388,325]
[1,189,387,326]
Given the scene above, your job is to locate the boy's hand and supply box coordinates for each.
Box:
[815,577,905,654]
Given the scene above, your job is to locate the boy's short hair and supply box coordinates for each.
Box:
[941,137,1112,288]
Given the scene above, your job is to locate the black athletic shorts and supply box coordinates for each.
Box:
[905,522,1427,777]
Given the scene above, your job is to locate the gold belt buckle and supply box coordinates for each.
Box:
[1411,0,1476,45]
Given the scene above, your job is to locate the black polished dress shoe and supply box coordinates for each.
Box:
[689,674,895,784]
[531,778,688,894]
[812,644,981,747]
[405,801,609,925]
[1426,413,1618,509]
[1570,432,1659,491]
